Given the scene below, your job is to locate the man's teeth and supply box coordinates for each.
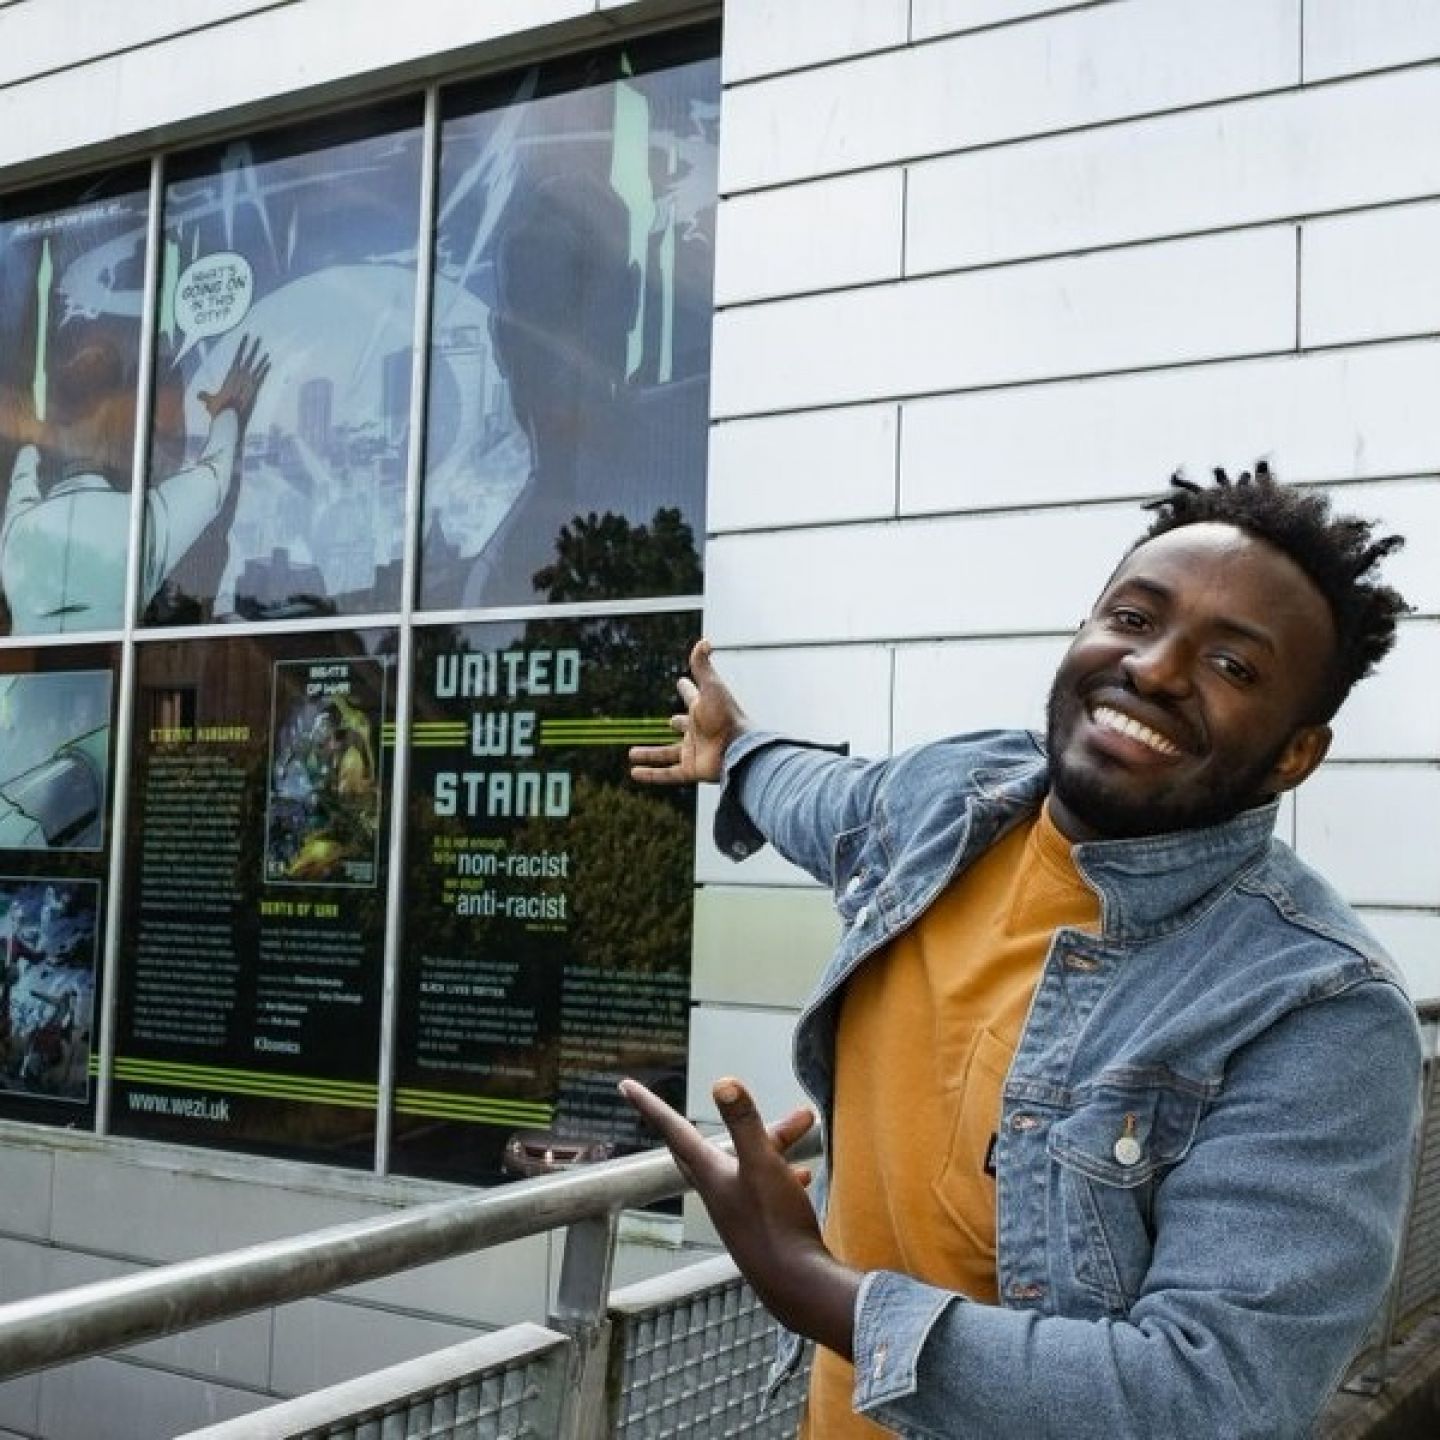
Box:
[1092,706,1180,756]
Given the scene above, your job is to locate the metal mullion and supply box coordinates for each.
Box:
[372,81,442,1176]
[94,153,167,1135]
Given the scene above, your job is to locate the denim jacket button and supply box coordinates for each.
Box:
[872,1343,888,1380]
[1008,1281,1046,1301]
[853,905,869,928]
[1063,953,1100,972]
[1114,1135,1143,1166]
[1010,1112,1041,1132]
[845,874,864,896]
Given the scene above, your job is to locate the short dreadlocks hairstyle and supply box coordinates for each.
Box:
[1137,463,1409,722]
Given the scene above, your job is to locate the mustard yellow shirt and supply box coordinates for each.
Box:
[802,803,1099,1437]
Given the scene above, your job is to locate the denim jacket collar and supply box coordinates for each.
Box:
[968,735,1281,942]
[1072,800,1280,942]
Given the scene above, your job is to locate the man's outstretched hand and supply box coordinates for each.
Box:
[628,639,748,787]
[620,1074,859,1359]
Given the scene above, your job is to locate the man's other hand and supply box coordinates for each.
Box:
[628,638,748,787]
[619,1074,859,1359]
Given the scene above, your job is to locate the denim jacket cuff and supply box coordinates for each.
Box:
[714,732,849,861]
[852,1269,961,1412]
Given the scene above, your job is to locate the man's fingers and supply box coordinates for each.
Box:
[712,1077,774,1162]
[619,1078,715,1173]
[628,742,685,783]
[769,1105,816,1154]
[687,638,716,686]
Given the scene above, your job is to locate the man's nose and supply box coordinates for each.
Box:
[1120,636,1193,697]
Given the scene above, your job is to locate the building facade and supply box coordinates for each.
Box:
[0,1,1436,1434]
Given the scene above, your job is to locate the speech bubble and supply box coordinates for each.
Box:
[174,251,253,362]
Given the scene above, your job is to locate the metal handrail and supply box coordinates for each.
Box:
[0,1129,818,1383]
[0,998,1433,1401]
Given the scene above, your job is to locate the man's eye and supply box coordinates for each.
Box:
[1108,608,1149,630]
[1214,655,1256,684]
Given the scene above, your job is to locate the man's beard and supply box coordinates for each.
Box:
[1043,683,1287,840]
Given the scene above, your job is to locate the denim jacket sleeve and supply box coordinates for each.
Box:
[715,730,881,883]
[849,980,1422,1440]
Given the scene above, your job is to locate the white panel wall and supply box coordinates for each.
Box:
[719,0,1298,191]
[0,0,693,179]
[1304,0,1440,80]
[0,0,277,88]
[714,228,1298,415]
[907,69,1440,272]
[912,1,1110,40]
[719,0,907,82]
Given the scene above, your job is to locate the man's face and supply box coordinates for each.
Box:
[1045,522,1336,841]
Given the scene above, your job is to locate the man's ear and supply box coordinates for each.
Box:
[1268,724,1332,794]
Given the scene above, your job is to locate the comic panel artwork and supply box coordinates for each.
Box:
[0,670,113,851]
[421,27,719,610]
[265,657,386,887]
[0,878,99,1103]
[143,103,423,626]
[0,172,151,636]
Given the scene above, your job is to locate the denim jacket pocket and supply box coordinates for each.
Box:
[1048,1083,1205,1313]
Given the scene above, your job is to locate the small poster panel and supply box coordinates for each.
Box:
[0,877,99,1102]
[265,657,386,887]
[0,670,112,851]
[0,645,118,1130]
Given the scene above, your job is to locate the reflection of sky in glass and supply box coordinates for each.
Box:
[422,48,719,609]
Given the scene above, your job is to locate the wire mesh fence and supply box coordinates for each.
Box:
[607,1256,808,1438]
[176,1326,568,1440]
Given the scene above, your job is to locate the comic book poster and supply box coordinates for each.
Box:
[0,170,151,636]
[265,657,386,887]
[0,878,99,1103]
[0,670,112,851]
[420,26,719,609]
[114,630,393,1166]
[142,102,423,626]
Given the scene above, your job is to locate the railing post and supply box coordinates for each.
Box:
[549,1208,621,1439]
[1343,1010,1440,1396]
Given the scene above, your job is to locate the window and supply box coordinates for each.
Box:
[0,23,718,1179]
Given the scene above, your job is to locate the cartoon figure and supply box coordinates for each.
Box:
[1,336,270,633]
[272,696,378,882]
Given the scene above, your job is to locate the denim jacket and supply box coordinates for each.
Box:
[717,728,1422,1439]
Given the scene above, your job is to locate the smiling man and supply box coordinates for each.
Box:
[625,468,1421,1439]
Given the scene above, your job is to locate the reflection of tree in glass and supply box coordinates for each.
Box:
[527,507,701,768]
[510,776,691,974]
[518,507,702,969]
[534,507,701,602]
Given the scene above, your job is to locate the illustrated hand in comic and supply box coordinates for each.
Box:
[620,1074,860,1359]
[199,335,271,430]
